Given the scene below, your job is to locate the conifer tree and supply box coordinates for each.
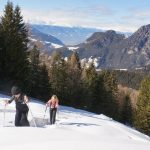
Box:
[0,2,29,83]
[27,45,40,96]
[27,45,51,101]
[121,94,133,125]
[97,70,119,118]
[49,51,68,103]
[67,52,83,107]
[38,64,51,101]
[29,45,40,66]
[82,63,99,110]
[134,76,150,135]
[68,52,81,70]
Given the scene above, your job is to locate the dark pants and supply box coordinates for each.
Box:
[15,110,30,127]
[50,108,57,125]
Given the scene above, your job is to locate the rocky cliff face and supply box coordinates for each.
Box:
[109,24,150,69]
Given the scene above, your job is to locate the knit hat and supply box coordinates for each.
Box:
[11,86,21,95]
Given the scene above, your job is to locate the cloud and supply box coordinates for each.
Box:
[88,5,116,16]
[12,5,149,32]
[1,1,150,32]
[119,8,150,31]
[21,5,116,27]
[122,10,150,21]
[0,5,132,32]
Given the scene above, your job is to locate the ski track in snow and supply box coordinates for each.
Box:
[0,93,150,150]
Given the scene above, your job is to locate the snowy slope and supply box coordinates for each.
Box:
[0,93,150,150]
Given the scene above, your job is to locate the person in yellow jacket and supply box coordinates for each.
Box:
[46,95,59,125]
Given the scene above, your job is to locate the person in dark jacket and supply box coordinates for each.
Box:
[5,86,30,127]
[46,95,59,125]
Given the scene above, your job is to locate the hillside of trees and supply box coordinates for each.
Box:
[0,1,119,118]
[114,70,145,90]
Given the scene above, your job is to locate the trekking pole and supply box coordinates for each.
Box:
[43,105,48,119]
[57,107,59,120]
[56,107,60,125]
[27,103,37,127]
[3,104,6,127]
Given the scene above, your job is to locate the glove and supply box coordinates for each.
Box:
[4,100,9,106]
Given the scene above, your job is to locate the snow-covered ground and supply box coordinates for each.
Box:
[0,93,150,150]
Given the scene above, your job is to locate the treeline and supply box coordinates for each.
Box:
[114,70,145,90]
[113,71,150,135]
[46,51,119,120]
[114,71,150,135]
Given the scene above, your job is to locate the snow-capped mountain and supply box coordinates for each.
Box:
[0,93,150,150]
[28,27,64,52]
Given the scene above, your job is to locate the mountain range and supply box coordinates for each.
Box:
[32,24,101,45]
[28,27,64,52]
[50,24,150,69]
[29,24,150,70]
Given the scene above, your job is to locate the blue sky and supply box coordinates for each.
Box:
[0,0,150,32]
